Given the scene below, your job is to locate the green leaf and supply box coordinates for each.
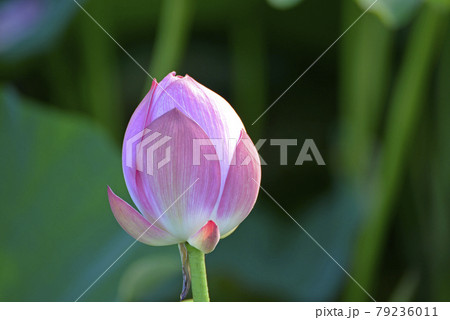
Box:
[117,253,182,301]
[0,87,154,301]
[208,182,363,301]
[357,0,423,28]
[427,0,450,8]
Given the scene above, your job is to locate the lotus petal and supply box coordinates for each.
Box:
[215,131,261,235]
[124,108,221,240]
[148,73,245,194]
[188,220,220,254]
[107,187,178,246]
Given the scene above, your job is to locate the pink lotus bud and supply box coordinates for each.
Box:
[108,72,261,253]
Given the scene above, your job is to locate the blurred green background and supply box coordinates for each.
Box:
[1,0,449,301]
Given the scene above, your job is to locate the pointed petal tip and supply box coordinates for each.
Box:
[107,185,118,203]
[107,187,178,246]
[188,220,220,254]
[166,106,184,117]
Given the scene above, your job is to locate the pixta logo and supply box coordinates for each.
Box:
[125,129,172,176]
[125,128,325,176]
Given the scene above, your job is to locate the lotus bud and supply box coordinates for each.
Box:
[108,72,261,254]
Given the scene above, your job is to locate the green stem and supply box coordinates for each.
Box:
[344,4,449,301]
[430,24,450,300]
[338,0,392,184]
[46,43,79,111]
[148,0,194,85]
[78,0,121,140]
[230,0,267,139]
[186,243,210,302]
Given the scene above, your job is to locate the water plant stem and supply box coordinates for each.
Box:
[186,243,210,302]
[149,0,194,82]
[344,3,449,300]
